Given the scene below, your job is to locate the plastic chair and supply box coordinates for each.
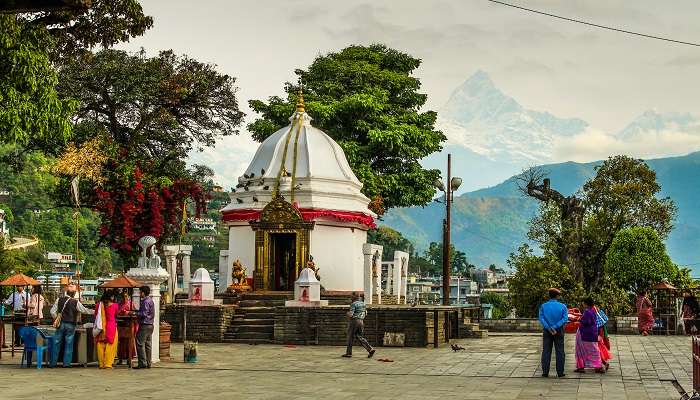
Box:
[19,326,50,369]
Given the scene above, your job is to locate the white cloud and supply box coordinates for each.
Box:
[552,127,700,162]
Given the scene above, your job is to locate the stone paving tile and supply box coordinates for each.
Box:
[0,334,693,399]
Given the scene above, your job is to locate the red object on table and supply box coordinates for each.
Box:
[565,307,582,333]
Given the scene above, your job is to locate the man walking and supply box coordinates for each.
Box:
[50,283,93,367]
[538,288,569,378]
[342,293,375,358]
[135,285,155,369]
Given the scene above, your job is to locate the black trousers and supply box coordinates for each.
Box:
[541,328,565,376]
[345,319,373,355]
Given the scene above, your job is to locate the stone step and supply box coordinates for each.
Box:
[237,312,275,320]
[228,325,274,333]
[230,318,275,326]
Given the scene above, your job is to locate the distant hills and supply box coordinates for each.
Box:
[383,151,700,273]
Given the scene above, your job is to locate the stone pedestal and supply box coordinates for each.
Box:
[363,244,383,304]
[285,267,328,307]
[127,266,169,363]
[190,268,215,301]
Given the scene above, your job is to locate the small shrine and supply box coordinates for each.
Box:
[220,92,375,293]
[285,267,328,307]
[189,268,215,302]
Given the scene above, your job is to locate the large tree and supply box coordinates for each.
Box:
[521,155,676,291]
[1,1,152,155]
[248,44,445,212]
[53,49,244,263]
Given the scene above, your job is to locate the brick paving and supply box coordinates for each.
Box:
[0,334,693,399]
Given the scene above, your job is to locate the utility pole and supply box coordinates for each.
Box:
[434,155,461,306]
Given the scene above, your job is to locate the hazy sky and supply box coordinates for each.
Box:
[118,0,700,188]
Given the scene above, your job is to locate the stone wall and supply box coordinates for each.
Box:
[275,306,451,347]
[162,304,236,342]
[614,316,638,334]
[479,318,541,332]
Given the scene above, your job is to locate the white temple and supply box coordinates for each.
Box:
[220,93,376,293]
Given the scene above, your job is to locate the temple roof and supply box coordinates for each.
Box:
[221,99,374,227]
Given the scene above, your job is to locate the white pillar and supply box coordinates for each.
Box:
[362,244,383,305]
[181,250,192,289]
[397,252,409,304]
[218,250,230,293]
[127,267,168,364]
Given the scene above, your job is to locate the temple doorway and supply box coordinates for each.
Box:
[271,233,296,291]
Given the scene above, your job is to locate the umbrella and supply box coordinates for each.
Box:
[653,282,677,290]
[99,274,144,289]
[0,273,40,287]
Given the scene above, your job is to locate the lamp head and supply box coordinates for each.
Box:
[450,177,463,191]
[433,178,445,192]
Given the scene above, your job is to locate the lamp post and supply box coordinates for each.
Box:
[433,154,462,306]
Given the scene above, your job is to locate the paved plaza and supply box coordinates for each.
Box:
[0,333,693,399]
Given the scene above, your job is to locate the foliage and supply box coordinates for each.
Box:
[605,227,678,292]
[367,226,415,261]
[507,244,583,318]
[54,49,244,260]
[248,44,445,211]
[523,155,677,291]
[18,0,153,62]
[0,146,114,275]
[480,291,508,319]
[0,15,75,152]
[52,136,108,184]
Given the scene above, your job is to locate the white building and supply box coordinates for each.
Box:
[189,218,217,231]
[0,209,7,238]
[220,96,375,293]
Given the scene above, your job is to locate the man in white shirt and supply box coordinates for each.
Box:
[3,286,28,346]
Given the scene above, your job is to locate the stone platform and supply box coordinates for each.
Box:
[0,334,692,399]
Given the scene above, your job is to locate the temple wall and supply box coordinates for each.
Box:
[310,222,366,292]
[227,224,255,279]
[162,304,237,342]
[274,306,442,347]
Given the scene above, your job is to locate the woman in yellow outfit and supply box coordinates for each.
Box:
[94,291,119,369]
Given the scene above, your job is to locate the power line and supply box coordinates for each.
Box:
[485,0,700,47]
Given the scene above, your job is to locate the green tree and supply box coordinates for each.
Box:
[367,226,414,261]
[605,227,678,292]
[523,155,677,291]
[507,244,583,317]
[480,291,508,319]
[0,16,76,152]
[248,44,445,212]
[54,49,244,261]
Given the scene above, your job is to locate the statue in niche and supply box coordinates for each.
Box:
[372,250,379,278]
[400,257,407,277]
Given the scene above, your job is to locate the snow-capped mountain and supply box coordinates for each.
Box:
[436,70,588,165]
[617,109,700,141]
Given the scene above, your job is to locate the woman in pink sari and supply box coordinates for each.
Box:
[94,291,119,369]
[575,297,605,374]
[117,290,137,365]
[636,290,654,336]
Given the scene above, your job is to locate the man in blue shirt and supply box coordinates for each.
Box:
[538,288,569,377]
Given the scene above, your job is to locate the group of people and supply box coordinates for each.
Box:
[46,282,155,369]
[2,285,46,347]
[538,288,612,377]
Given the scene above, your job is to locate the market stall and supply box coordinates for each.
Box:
[0,273,40,359]
[99,274,144,368]
[651,281,678,335]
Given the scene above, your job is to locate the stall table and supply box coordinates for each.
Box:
[37,325,97,367]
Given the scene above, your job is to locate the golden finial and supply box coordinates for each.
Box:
[295,81,305,113]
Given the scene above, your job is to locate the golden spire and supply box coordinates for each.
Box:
[295,87,305,113]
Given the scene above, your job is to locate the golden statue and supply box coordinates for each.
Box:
[307,255,320,281]
[227,259,251,293]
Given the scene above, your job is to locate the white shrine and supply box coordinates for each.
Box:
[220,93,376,293]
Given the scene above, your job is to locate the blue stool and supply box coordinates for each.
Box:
[19,326,50,369]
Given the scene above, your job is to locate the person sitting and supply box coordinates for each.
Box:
[49,283,93,368]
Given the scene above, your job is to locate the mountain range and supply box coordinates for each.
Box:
[383,151,700,273]
[385,71,700,273]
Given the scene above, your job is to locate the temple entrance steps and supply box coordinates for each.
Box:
[459,317,488,339]
[222,292,293,344]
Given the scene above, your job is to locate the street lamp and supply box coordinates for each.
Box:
[433,154,461,306]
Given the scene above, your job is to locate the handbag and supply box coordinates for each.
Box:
[52,297,72,328]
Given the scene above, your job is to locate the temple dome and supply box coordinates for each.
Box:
[222,107,374,226]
